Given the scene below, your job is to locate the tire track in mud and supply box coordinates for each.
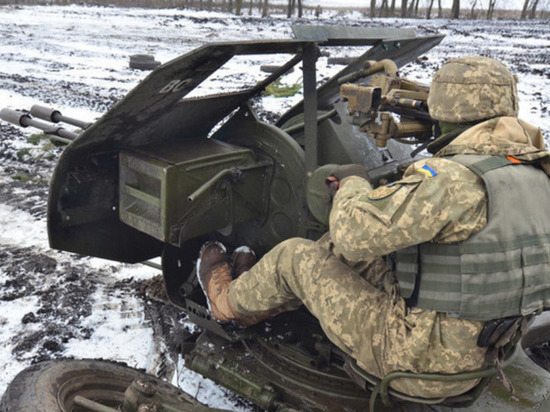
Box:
[0,240,162,389]
[0,246,98,363]
[0,73,125,115]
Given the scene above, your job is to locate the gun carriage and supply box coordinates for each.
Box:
[2,25,550,412]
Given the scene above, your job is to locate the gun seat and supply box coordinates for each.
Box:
[344,346,518,410]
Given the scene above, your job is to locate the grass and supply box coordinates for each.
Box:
[16,134,59,161]
[11,172,49,185]
[263,78,302,98]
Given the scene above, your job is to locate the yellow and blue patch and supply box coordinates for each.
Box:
[417,164,438,178]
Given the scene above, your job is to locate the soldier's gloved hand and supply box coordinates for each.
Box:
[325,164,368,193]
[307,164,367,226]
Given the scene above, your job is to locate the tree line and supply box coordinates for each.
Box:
[369,0,544,19]
[4,0,547,19]
[182,0,547,19]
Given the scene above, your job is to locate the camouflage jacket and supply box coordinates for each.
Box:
[329,116,549,264]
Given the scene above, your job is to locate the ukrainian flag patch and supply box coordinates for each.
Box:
[418,164,438,178]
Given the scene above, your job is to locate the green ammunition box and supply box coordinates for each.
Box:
[119,138,271,245]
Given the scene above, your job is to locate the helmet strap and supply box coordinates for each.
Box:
[411,121,474,158]
[427,125,470,154]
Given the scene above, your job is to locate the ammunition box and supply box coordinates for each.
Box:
[119,138,271,245]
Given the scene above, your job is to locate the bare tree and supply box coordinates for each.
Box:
[438,0,443,17]
[401,0,408,17]
[529,0,541,18]
[371,0,377,17]
[381,0,389,16]
[407,0,414,15]
[521,0,532,18]
[427,0,436,19]
[486,0,497,19]
[469,0,478,19]
[407,0,420,17]
[390,0,396,15]
[262,0,269,17]
[451,0,460,18]
[234,0,242,15]
[521,0,541,18]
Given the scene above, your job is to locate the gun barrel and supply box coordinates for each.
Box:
[1,107,30,127]
[30,105,92,129]
[1,108,78,142]
[338,59,398,85]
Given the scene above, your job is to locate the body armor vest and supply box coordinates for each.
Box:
[395,155,550,321]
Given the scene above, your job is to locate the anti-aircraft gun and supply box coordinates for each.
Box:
[2,25,550,412]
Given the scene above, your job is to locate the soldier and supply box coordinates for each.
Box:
[196,56,550,398]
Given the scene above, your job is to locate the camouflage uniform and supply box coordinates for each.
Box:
[228,116,549,398]
[227,57,549,398]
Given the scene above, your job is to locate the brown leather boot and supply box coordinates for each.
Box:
[198,242,278,327]
[230,245,280,327]
[230,246,256,278]
[197,241,240,323]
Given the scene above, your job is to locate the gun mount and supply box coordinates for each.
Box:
[339,59,433,148]
[37,28,445,345]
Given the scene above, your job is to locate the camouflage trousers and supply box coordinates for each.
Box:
[228,237,488,398]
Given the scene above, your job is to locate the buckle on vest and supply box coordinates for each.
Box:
[478,314,533,348]
[478,316,523,348]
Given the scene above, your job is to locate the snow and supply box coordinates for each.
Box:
[0,297,41,384]
[175,361,250,411]
[0,204,48,249]
[0,3,549,410]
[63,290,156,369]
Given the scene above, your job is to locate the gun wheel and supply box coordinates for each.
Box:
[0,359,202,412]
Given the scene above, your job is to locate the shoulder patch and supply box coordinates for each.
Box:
[417,164,438,178]
[367,183,401,200]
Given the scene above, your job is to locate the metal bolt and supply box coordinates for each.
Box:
[137,403,159,412]
[132,379,155,397]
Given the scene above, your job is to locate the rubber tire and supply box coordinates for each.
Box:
[0,359,201,411]
[327,56,357,65]
[129,54,161,71]
[259,64,294,74]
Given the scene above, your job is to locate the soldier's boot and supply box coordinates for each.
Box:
[197,241,242,323]
[198,242,279,326]
[231,246,256,278]
[230,245,279,327]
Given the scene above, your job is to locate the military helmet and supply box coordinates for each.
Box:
[427,56,518,123]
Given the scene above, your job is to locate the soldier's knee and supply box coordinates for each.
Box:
[274,238,328,269]
[277,237,317,253]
